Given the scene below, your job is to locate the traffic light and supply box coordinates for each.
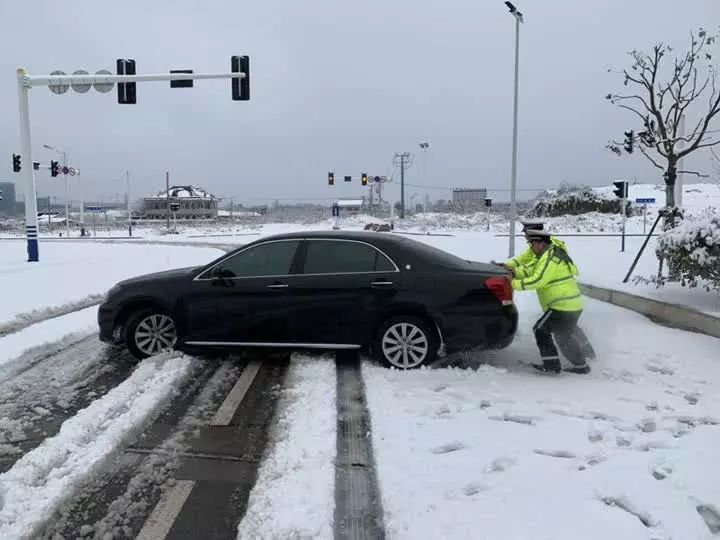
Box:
[328,171,335,186]
[623,130,634,154]
[12,154,21,173]
[231,55,250,101]
[361,173,368,186]
[116,58,137,104]
[613,180,629,199]
[50,160,59,177]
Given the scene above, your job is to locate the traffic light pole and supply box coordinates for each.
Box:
[17,69,38,262]
[15,66,247,262]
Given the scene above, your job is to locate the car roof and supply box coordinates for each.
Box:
[256,230,406,244]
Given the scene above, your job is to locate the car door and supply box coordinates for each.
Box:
[289,239,400,345]
[187,239,302,344]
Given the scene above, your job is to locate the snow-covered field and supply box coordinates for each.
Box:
[0,242,223,327]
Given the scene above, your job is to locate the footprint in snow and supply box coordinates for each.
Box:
[645,363,675,376]
[431,441,466,454]
[696,504,720,534]
[651,463,673,480]
[462,482,488,496]
[486,456,516,473]
[587,430,604,443]
[533,449,577,459]
[684,393,701,405]
[489,413,537,426]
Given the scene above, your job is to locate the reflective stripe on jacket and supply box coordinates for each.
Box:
[510,242,583,312]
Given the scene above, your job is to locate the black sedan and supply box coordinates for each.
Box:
[98,231,517,369]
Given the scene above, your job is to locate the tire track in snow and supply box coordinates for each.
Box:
[0,336,138,473]
[0,353,198,540]
[41,358,233,540]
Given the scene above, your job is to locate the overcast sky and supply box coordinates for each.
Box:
[0,0,717,205]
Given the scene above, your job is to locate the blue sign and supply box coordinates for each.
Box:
[331,204,340,217]
[635,198,656,204]
[86,206,106,212]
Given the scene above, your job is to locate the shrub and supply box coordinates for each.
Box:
[656,210,720,291]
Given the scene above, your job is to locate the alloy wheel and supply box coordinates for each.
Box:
[134,314,177,356]
[382,322,429,369]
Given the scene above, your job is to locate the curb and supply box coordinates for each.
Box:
[580,283,720,339]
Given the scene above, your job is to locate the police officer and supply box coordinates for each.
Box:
[502,221,595,362]
[507,228,592,374]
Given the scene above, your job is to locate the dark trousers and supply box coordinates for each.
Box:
[533,310,587,366]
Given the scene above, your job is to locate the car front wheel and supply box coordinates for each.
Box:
[125,309,178,359]
[374,316,437,369]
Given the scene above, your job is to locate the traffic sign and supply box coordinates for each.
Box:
[635,198,656,204]
[93,70,114,93]
[48,70,69,94]
[69,168,76,176]
[71,70,92,93]
[62,166,69,175]
[374,176,381,183]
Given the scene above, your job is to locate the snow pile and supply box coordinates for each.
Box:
[656,210,720,291]
[237,355,336,539]
[0,354,195,539]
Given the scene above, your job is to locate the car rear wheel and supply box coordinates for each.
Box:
[125,309,178,359]
[374,316,437,369]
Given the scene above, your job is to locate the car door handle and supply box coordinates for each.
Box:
[370,280,394,287]
[267,283,289,289]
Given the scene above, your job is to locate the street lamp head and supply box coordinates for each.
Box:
[42,144,54,150]
[505,1,524,21]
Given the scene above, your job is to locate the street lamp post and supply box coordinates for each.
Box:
[505,1,523,257]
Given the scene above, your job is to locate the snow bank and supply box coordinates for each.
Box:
[237,355,336,539]
[0,306,98,383]
[0,354,195,539]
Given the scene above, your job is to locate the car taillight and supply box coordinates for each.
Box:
[486,276,514,306]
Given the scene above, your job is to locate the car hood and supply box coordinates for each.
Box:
[116,266,201,287]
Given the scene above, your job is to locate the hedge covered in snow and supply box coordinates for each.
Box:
[657,210,720,291]
[528,184,628,217]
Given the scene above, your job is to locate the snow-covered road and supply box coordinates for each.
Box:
[364,294,720,540]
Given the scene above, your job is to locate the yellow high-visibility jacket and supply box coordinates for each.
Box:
[508,239,583,312]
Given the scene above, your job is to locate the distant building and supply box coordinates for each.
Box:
[142,185,219,220]
[452,188,488,210]
[0,182,17,216]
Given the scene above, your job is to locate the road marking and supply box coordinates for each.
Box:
[135,359,262,538]
[211,359,262,426]
[135,480,195,540]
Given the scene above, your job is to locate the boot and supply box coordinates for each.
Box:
[532,358,561,374]
[565,363,591,375]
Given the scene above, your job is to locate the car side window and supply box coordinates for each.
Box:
[209,240,299,278]
[302,240,396,274]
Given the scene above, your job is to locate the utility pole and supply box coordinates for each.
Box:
[675,114,685,209]
[165,171,170,230]
[394,152,411,219]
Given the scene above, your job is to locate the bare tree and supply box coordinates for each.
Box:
[606,29,720,213]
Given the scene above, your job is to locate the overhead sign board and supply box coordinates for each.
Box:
[635,198,656,204]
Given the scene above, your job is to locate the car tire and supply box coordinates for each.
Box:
[374,316,437,370]
[125,309,178,360]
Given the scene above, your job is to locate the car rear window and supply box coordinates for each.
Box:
[302,240,396,274]
[401,238,468,268]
